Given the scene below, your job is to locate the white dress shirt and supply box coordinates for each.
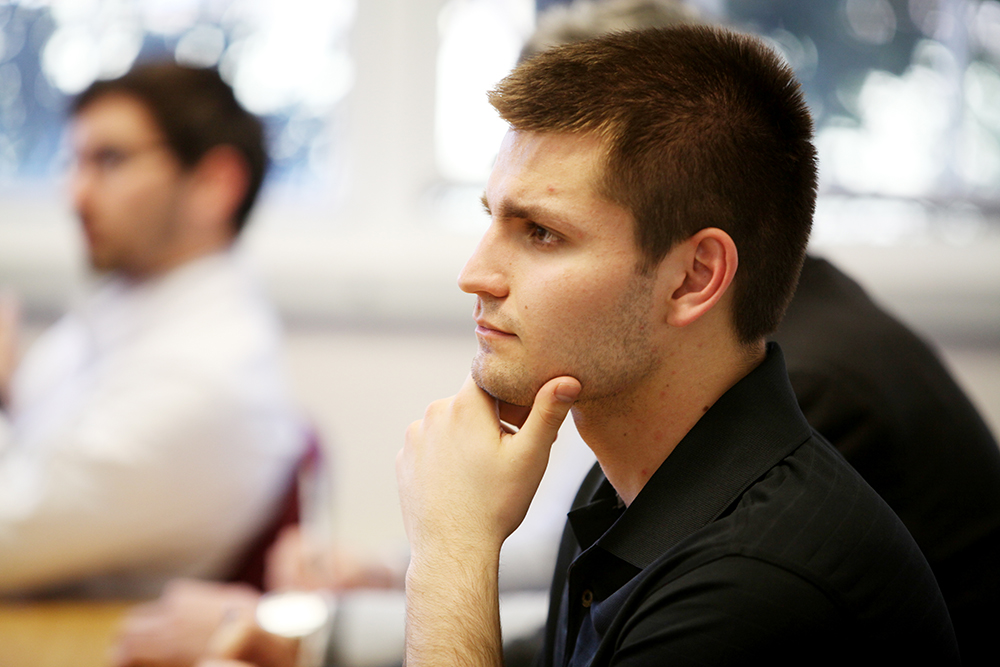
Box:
[0,251,306,597]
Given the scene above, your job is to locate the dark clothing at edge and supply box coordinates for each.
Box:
[539,344,959,666]
[776,256,1000,664]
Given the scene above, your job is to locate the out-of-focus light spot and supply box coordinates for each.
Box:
[908,0,934,26]
[913,37,961,80]
[966,61,1000,131]
[98,22,143,79]
[958,115,1000,193]
[225,32,353,116]
[42,26,100,94]
[812,195,931,246]
[175,24,226,68]
[909,0,955,40]
[1,15,28,63]
[256,591,331,638]
[0,62,22,108]
[817,47,956,197]
[436,0,533,183]
[50,0,101,26]
[297,53,352,116]
[141,0,200,36]
[973,1,1000,57]
[766,29,818,80]
[844,0,897,46]
[216,0,355,118]
[835,75,865,117]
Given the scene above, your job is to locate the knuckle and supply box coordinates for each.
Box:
[405,419,423,442]
[423,397,450,420]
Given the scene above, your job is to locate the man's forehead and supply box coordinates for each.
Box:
[485,130,612,211]
[496,128,608,164]
[72,93,163,148]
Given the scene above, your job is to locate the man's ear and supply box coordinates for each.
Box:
[186,145,250,237]
[661,227,738,329]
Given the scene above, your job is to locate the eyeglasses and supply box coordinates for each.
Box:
[71,142,170,177]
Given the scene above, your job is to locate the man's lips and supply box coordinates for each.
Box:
[475,321,516,337]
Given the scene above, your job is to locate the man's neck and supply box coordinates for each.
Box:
[121,237,234,282]
[573,335,765,506]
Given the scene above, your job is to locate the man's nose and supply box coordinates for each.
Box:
[458,228,509,298]
[69,165,94,213]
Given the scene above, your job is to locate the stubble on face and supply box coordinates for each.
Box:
[81,192,185,275]
[470,269,660,408]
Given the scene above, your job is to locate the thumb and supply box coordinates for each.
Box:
[516,376,581,449]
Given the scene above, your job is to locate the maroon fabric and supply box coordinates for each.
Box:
[226,433,322,590]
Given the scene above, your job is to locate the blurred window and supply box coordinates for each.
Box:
[433,0,1000,244]
[0,0,354,193]
[434,0,534,184]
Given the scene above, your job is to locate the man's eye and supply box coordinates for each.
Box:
[528,223,558,245]
[93,149,128,170]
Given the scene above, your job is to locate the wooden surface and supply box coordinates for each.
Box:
[0,600,136,667]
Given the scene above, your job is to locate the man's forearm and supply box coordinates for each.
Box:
[396,375,580,666]
[404,548,503,667]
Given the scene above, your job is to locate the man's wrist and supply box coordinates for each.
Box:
[407,543,502,584]
[403,547,504,667]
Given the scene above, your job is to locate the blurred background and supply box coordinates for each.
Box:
[0,0,997,554]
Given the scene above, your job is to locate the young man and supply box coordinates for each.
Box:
[523,2,1000,663]
[397,26,960,665]
[0,63,306,597]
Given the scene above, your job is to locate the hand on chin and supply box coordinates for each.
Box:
[497,399,532,430]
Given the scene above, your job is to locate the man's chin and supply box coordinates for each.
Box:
[470,362,536,408]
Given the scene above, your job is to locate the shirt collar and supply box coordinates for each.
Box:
[570,343,813,569]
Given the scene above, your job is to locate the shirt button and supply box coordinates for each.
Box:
[581,589,594,608]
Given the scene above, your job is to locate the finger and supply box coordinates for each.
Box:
[210,619,298,667]
[515,376,581,451]
[456,373,498,412]
[497,400,531,429]
[207,616,257,659]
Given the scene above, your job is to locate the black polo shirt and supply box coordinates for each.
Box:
[540,345,960,666]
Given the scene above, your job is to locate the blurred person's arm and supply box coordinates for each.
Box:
[0,348,300,595]
[115,579,261,667]
[115,525,400,667]
[264,525,402,592]
[193,612,298,667]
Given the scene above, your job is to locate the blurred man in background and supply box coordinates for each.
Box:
[0,62,307,598]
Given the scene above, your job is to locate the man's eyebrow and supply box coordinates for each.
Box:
[480,194,566,227]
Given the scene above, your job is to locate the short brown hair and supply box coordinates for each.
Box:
[73,62,268,234]
[490,26,817,345]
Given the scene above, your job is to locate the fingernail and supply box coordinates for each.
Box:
[555,382,581,402]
